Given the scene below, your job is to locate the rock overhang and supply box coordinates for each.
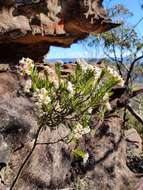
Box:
[0,0,120,61]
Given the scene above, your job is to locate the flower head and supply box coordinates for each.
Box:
[88,108,93,114]
[67,81,74,94]
[19,58,34,75]
[24,79,32,93]
[103,93,112,111]
[53,79,59,89]
[73,123,91,139]
[77,59,94,71]
[38,72,46,80]
[107,66,124,87]
[105,102,112,111]
[94,66,102,81]
[117,78,124,87]
[103,93,109,101]
[34,88,51,106]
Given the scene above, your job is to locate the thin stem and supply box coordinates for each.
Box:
[9,126,42,190]
[36,135,69,145]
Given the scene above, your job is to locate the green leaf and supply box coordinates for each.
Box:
[55,63,61,82]
[73,148,86,159]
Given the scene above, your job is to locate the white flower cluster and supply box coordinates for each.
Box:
[38,72,46,80]
[94,66,102,81]
[107,66,124,87]
[103,93,112,111]
[73,123,91,139]
[67,81,74,94]
[44,66,59,89]
[19,58,34,75]
[44,66,55,75]
[34,88,51,106]
[24,79,32,93]
[77,59,102,83]
[88,108,93,114]
[77,59,94,71]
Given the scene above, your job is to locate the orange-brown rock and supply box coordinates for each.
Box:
[0,0,119,61]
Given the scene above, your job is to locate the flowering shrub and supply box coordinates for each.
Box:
[18,58,124,163]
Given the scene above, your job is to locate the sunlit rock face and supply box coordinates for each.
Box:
[0,0,119,61]
[0,70,138,190]
[0,65,143,190]
[0,0,115,37]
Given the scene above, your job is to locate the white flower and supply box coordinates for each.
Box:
[73,123,91,139]
[88,108,93,114]
[94,66,102,81]
[107,66,114,75]
[56,60,64,65]
[24,79,32,93]
[95,66,102,75]
[67,81,74,94]
[53,80,59,89]
[19,58,34,75]
[73,124,83,139]
[55,102,61,112]
[38,72,46,80]
[107,66,124,87]
[88,64,94,71]
[83,127,91,134]
[103,93,112,111]
[105,102,112,111]
[44,66,55,74]
[103,93,109,101]
[83,153,89,164]
[117,78,124,87]
[77,59,94,71]
[34,88,51,106]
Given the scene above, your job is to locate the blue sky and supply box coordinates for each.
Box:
[46,0,143,60]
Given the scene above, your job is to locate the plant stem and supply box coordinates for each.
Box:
[9,126,42,190]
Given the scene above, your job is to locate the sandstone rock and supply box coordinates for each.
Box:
[0,0,119,61]
[125,128,142,155]
[132,181,143,190]
[125,129,143,174]
[0,70,141,190]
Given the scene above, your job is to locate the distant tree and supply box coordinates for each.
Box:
[98,5,143,83]
[82,3,143,127]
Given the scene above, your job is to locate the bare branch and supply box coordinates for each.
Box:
[36,135,69,145]
[131,88,143,98]
[127,104,143,125]
[103,50,129,73]
[127,16,143,39]
[125,55,143,86]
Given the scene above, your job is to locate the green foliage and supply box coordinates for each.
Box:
[73,148,87,159]
[18,58,123,143]
[107,4,133,21]
[72,148,88,163]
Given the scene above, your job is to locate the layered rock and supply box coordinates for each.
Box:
[0,1,142,190]
[0,68,142,190]
[0,0,119,61]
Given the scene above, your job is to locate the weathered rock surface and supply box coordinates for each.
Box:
[125,128,143,174]
[0,70,143,190]
[0,2,141,188]
[0,0,119,61]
